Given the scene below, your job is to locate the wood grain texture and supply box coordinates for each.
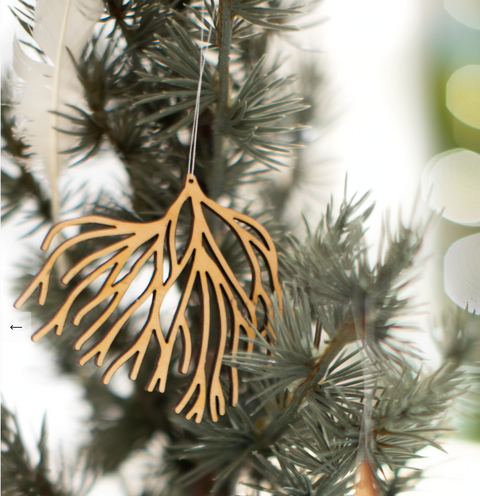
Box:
[15,176,282,422]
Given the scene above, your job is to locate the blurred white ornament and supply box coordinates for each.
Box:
[421,148,480,225]
[446,65,480,130]
[445,0,480,29]
[444,233,480,314]
[13,0,104,223]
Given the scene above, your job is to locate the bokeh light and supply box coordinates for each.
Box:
[422,148,480,225]
[445,233,480,314]
[446,64,480,130]
[445,0,480,30]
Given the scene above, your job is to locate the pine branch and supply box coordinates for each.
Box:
[280,191,428,361]
[1,163,52,226]
[211,0,233,199]
[224,280,467,493]
[84,379,176,473]
[5,1,476,495]
[384,467,424,495]
[1,403,92,496]
[167,406,257,492]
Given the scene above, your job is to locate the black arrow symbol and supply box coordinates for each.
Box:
[10,325,22,330]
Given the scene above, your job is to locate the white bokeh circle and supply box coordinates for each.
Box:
[445,0,480,30]
[444,233,480,314]
[422,148,480,225]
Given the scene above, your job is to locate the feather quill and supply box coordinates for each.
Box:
[13,0,104,223]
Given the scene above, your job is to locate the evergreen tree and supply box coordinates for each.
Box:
[2,1,478,495]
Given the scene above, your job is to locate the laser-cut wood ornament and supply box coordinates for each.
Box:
[15,176,283,423]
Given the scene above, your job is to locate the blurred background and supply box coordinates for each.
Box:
[2,0,480,494]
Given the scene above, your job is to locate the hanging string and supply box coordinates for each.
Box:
[187,3,213,181]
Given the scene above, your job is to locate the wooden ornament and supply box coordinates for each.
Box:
[15,176,282,423]
[356,460,379,496]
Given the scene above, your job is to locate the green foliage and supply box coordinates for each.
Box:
[281,192,427,359]
[224,285,464,494]
[1,403,92,496]
[2,0,478,495]
[223,56,307,169]
[231,0,301,31]
[167,407,257,491]
[136,21,216,132]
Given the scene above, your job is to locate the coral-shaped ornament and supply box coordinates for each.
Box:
[15,177,282,422]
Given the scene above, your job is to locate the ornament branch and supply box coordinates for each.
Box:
[15,178,282,422]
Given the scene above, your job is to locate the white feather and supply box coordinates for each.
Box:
[13,0,104,223]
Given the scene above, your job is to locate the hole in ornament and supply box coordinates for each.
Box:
[251,242,274,292]
[163,221,172,283]
[175,197,193,263]
[255,295,268,331]
[236,323,244,351]
[202,232,252,308]
[175,326,190,376]
[111,235,157,284]
[71,243,158,352]
[63,231,135,286]
[224,295,239,406]
[206,276,228,386]
[176,273,204,415]
[160,270,186,340]
[119,239,157,309]
[170,265,200,379]
[235,219,269,249]
[200,203,252,298]
[215,396,221,416]
[118,320,165,386]
[106,365,134,398]
[224,289,234,344]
